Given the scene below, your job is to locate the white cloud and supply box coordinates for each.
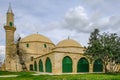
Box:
[63,6,90,33]
[56,5,120,34]
[0,46,5,54]
[0,46,5,62]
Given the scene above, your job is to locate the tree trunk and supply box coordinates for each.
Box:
[104,62,108,73]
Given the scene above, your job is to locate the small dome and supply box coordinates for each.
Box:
[56,39,82,48]
[20,34,53,44]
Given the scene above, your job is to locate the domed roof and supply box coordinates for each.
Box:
[56,39,82,48]
[20,34,53,44]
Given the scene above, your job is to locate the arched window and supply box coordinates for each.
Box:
[45,57,52,73]
[44,44,47,48]
[62,56,72,73]
[29,64,33,71]
[34,61,37,71]
[39,59,43,72]
[93,59,103,72]
[77,58,89,72]
[9,22,13,26]
[26,43,29,48]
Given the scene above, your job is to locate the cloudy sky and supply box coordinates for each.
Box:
[0,0,120,61]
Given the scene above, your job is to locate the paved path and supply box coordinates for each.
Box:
[0,75,18,77]
[33,72,104,76]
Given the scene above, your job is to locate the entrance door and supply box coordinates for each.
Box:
[39,59,43,72]
[93,59,103,72]
[34,61,37,71]
[62,56,72,73]
[45,57,52,73]
[29,64,33,71]
[77,58,89,72]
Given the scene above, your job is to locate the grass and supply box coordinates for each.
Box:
[0,71,120,80]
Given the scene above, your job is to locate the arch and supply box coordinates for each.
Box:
[62,56,72,73]
[34,61,37,71]
[45,57,52,73]
[39,59,43,72]
[29,64,33,71]
[77,57,89,72]
[93,59,103,72]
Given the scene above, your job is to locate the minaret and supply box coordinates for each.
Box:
[4,3,16,71]
[6,3,14,26]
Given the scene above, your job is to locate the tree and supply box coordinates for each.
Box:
[100,33,120,72]
[85,29,120,73]
[16,37,27,71]
[85,29,101,63]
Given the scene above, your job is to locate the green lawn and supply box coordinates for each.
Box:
[0,71,120,80]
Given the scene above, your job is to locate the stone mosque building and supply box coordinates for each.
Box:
[2,5,106,74]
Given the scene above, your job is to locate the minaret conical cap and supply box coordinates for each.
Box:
[7,3,13,13]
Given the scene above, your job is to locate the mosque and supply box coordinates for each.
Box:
[2,5,105,74]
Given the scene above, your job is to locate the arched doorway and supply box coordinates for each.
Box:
[45,57,52,73]
[39,59,43,72]
[77,58,89,72]
[62,56,72,73]
[34,61,37,71]
[29,64,33,71]
[93,59,103,72]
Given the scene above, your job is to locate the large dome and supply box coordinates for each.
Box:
[56,39,82,48]
[20,34,53,44]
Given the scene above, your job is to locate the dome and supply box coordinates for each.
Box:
[56,39,82,48]
[20,34,53,44]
